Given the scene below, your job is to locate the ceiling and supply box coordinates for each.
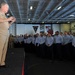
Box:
[0,0,75,24]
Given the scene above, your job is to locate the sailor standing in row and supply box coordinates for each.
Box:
[39,33,46,58]
[72,33,75,61]
[63,31,71,60]
[45,33,54,60]
[54,31,63,60]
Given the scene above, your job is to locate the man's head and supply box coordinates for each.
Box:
[55,31,59,35]
[47,33,51,37]
[64,31,68,35]
[0,2,9,13]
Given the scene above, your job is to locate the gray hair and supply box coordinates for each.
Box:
[0,2,8,8]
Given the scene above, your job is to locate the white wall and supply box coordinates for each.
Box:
[60,24,70,32]
[52,24,60,34]
[9,24,62,35]
[25,24,40,34]
[16,24,52,35]
[16,24,25,35]
[16,24,40,35]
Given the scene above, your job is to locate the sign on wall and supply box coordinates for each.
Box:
[33,26,38,33]
[40,24,45,33]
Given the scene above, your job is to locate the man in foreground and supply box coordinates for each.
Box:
[0,2,16,67]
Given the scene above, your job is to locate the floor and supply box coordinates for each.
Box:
[0,48,24,75]
[2,48,75,75]
[25,53,75,75]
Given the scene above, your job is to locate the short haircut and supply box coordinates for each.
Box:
[0,2,8,8]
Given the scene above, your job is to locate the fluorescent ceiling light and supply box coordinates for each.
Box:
[42,22,44,23]
[57,6,62,10]
[70,15,74,17]
[28,18,30,21]
[30,6,33,10]
[68,22,70,23]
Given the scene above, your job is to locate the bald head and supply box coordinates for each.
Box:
[0,2,9,14]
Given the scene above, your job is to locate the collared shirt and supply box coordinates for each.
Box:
[54,35,63,44]
[17,36,24,43]
[26,37,32,44]
[24,38,27,43]
[69,35,73,43]
[39,36,45,45]
[35,36,40,46]
[0,12,9,30]
[31,37,35,44]
[0,12,9,35]
[63,35,70,45]
[72,36,75,47]
[14,37,18,43]
[46,36,54,46]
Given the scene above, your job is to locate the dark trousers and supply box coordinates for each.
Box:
[24,43,27,52]
[36,45,40,57]
[46,45,53,60]
[63,43,70,60]
[39,43,45,58]
[72,46,75,61]
[54,43,62,60]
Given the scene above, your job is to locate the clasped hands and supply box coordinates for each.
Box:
[8,16,16,23]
